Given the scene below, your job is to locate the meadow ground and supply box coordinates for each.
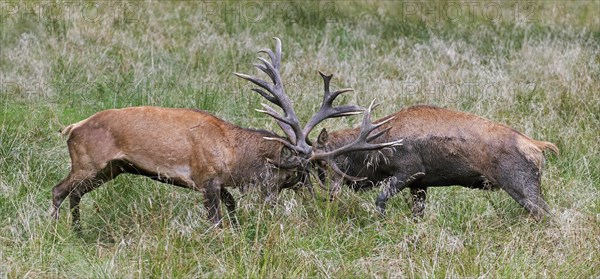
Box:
[0,1,598,278]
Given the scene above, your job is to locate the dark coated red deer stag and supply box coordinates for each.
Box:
[315,105,558,220]
[51,37,400,229]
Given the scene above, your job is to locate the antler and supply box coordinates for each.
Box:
[234,37,309,153]
[302,72,363,142]
[309,100,403,181]
[235,37,402,183]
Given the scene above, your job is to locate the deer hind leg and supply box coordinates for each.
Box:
[495,160,550,220]
[410,186,428,218]
[51,173,77,220]
[500,184,550,220]
[51,171,102,228]
[502,179,550,220]
[51,169,97,221]
[376,172,426,215]
[71,163,124,230]
[52,162,123,230]
[68,176,104,232]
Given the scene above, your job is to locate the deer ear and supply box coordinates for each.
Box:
[317,128,329,145]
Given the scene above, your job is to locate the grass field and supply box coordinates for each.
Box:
[1,1,599,278]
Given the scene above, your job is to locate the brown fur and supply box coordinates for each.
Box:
[51,106,301,228]
[316,105,558,220]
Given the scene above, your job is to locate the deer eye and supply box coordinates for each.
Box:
[281,147,292,158]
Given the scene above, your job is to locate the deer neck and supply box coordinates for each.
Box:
[229,128,282,179]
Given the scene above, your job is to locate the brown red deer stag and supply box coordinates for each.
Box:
[315,105,558,220]
[51,37,401,229]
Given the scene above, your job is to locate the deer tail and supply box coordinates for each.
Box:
[60,120,86,137]
[534,140,559,157]
[59,124,75,137]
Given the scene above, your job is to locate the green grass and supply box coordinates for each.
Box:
[1,1,599,278]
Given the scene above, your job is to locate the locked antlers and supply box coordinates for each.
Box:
[235,37,401,179]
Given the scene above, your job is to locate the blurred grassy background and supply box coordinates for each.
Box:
[1,1,598,278]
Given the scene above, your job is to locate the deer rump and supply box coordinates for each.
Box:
[321,105,558,220]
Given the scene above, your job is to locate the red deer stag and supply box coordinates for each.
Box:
[315,105,558,220]
[51,37,400,229]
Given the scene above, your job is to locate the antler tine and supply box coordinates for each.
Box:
[366,126,392,142]
[235,71,290,118]
[302,72,363,144]
[256,103,295,126]
[320,71,333,93]
[354,100,403,149]
[258,37,281,69]
[249,87,278,106]
[328,160,367,181]
[233,72,273,94]
[258,48,277,69]
[309,99,403,162]
[365,115,396,142]
[263,137,302,154]
[256,57,281,86]
[256,104,297,144]
[235,37,309,153]
[321,71,355,101]
[359,100,381,135]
